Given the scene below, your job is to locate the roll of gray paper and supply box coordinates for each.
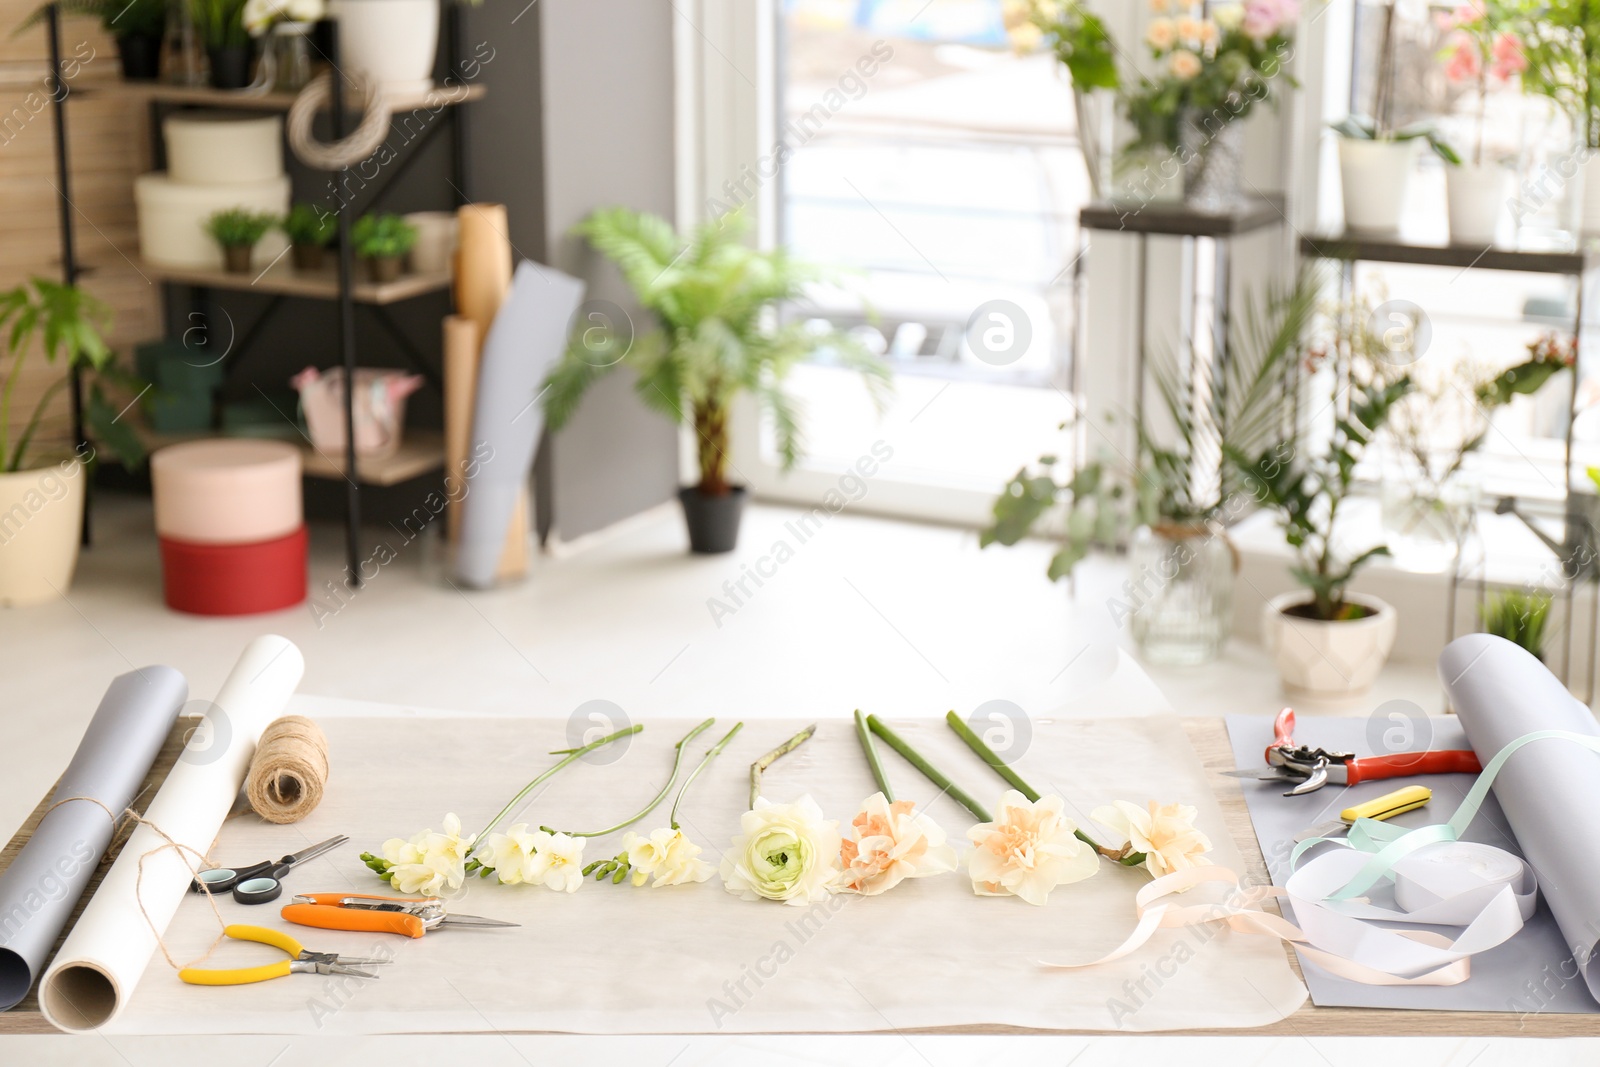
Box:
[453,260,585,588]
[1439,633,1600,1004]
[0,666,187,1010]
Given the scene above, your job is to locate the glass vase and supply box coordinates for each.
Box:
[272,22,314,92]
[1125,522,1236,666]
[1179,110,1244,212]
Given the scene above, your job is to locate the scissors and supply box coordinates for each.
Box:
[178,924,387,986]
[190,835,348,905]
[282,893,519,939]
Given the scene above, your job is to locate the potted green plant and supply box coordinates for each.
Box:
[1230,298,1413,698]
[1335,2,1461,233]
[1480,588,1552,662]
[0,278,146,605]
[17,0,170,80]
[205,208,275,273]
[541,207,890,554]
[981,272,1320,665]
[1511,2,1600,233]
[351,213,417,283]
[280,203,335,271]
[191,0,252,89]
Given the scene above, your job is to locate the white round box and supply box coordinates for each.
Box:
[163,112,284,186]
[136,172,291,270]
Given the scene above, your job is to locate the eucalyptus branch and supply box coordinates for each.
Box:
[865,714,990,823]
[854,709,894,801]
[544,719,715,838]
[671,720,743,829]
[749,724,816,808]
[467,724,642,851]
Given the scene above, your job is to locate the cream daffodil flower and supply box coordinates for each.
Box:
[838,792,958,896]
[1092,800,1213,878]
[965,790,1099,905]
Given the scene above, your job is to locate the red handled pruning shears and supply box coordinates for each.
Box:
[1224,707,1482,796]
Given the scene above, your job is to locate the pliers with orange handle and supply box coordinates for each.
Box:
[281,893,519,939]
[1224,707,1483,796]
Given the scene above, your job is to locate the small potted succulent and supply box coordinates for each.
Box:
[18,0,170,80]
[280,203,336,271]
[352,213,418,283]
[1231,300,1412,698]
[542,207,889,554]
[205,208,276,273]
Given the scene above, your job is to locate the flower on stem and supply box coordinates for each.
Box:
[721,795,841,905]
[474,823,585,891]
[620,827,715,887]
[1169,49,1203,80]
[371,813,475,896]
[528,832,586,892]
[837,792,957,896]
[1146,17,1177,51]
[966,790,1098,905]
[1090,800,1213,878]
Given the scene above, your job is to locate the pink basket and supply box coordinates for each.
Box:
[291,367,424,460]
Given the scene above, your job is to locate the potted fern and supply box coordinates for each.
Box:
[981,273,1320,665]
[1230,296,1413,697]
[0,279,146,605]
[542,208,889,554]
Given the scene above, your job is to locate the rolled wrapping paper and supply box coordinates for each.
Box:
[1441,632,1600,1003]
[454,261,586,588]
[243,716,328,824]
[442,315,480,542]
[454,202,512,341]
[39,636,305,1032]
[151,440,302,545]
[0,668,188,1012]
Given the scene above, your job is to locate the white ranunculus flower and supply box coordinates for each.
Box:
[623,827,715,887]
[966,790,1099,905]
[1091,799,1213,878]
[527,830,586,893]
[720,795,841,905]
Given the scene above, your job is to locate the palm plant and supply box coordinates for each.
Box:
[982,270,1322,581]
[16,0,169,39]
[542,208,890,497]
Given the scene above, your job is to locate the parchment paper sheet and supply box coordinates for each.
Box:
[110,714,1306,1034]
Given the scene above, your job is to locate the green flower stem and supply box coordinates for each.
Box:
[670,721,744,829]
[749,724,817,809]
[865,714,990,823]
[546,719,716,838]
[941,710,1111,854]
[468,724,642,852]
[854,709,894,802]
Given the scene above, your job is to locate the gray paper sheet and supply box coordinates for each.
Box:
[1226,709,1596,1015]
[0,666,187,1010]
[454,260,585,587]
[1442,633,1600,1007]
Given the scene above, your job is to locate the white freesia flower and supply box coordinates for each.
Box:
[623,827,715,887]
[966,790,1098,905]
[527,831,586,893]
[478,822,543,886]
[1092,799,1213,878]
[721,795,841,906]
[838,792,958,896]
[380,812,475,896]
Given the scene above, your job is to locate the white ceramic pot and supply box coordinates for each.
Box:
[1338,138,1419,234]
[1447,163,1509,246]
[1261,591,1397,698]
[328,0,440,93]
[0,461,86,607]
[1581,153,1600,236]
[404,210,459,275]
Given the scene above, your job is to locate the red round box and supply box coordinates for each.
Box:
[159,525,308,616]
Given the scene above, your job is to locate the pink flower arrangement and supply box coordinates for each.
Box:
[1242,0,1300,40]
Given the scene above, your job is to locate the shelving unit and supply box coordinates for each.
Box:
[43,6,481,584]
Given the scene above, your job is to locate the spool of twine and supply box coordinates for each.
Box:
[244,716,329,824]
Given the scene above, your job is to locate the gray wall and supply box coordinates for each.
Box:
[533,0,682,543]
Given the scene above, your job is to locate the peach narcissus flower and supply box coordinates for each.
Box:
[1091,799,1214,878]
[965,790,1100,905]
[836,792,958,896]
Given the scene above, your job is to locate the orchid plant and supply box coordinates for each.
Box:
[1438,1,1527,166]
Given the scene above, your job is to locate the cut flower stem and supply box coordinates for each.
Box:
[468,724,642,852]
[671,721,744,829]
[854,709,894,801]
[544,718,716,838]
[866,714,991,823]
[749,724,817,808]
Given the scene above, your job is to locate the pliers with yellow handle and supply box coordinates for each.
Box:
[178,924,388,986]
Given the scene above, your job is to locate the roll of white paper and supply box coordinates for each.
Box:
[38,636,305,1032]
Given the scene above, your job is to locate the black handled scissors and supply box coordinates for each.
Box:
[190,835,348,905]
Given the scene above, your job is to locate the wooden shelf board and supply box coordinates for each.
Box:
[299,430,444,486]
[139,260,453,305]
[70,79,485,112]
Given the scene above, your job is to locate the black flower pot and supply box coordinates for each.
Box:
[116,33,162,81]
[208,45,252,90]
[291,244,324,271]
[678,486,746,554]
[365,255,403,283]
